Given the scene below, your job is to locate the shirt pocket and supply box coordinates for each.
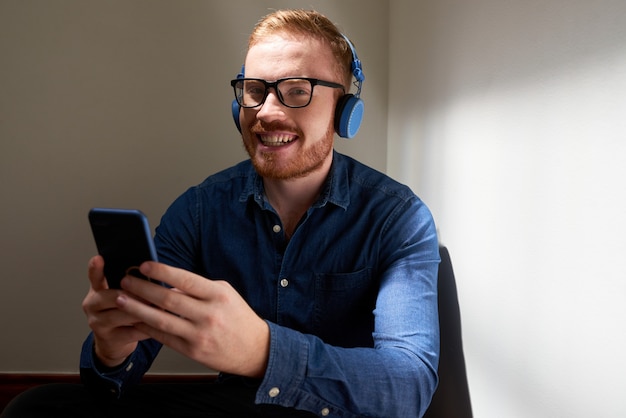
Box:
[313,267,377,347]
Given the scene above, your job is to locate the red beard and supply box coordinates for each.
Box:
[243,120,334,180]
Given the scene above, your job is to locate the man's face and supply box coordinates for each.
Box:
[239,35,340,180]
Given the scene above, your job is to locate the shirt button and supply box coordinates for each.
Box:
[280,278,289,288]
[272,224,282,233]
[125,362,134,372]
[268,387,280,398]
[321,407,330,416]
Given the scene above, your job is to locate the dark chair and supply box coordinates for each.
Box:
[423,246,473,417]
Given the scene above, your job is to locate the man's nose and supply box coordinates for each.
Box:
[255,89,286,121]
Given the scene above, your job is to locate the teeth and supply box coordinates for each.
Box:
[260,134,295,146]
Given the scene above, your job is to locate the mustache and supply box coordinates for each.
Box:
[249,120,303,136]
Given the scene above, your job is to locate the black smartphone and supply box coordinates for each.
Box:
[88,208,158,289]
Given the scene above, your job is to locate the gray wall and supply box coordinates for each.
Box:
[0,0,388,373]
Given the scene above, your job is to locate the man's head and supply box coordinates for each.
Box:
[235,10,358,180]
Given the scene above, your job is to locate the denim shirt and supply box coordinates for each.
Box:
[80,151,440,417]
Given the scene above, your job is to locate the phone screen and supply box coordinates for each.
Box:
[88,208,158,289]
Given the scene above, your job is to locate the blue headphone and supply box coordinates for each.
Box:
[231,34,365,139]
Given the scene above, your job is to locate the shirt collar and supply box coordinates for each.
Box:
[239,151,350,210]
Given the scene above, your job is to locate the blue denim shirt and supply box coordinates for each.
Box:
[80,151,440,417]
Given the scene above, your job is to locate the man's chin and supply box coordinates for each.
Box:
[251,157,325,180]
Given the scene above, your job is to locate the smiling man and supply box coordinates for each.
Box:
[2,9,440,418]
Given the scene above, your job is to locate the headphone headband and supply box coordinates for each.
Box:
[341,34,364,96]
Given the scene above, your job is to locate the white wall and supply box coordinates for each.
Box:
[0,0,388,373]
[389,0,626,417]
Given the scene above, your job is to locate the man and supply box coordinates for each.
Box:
[2,9,440,418]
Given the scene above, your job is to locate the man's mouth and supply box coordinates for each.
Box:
[259,134,297,147]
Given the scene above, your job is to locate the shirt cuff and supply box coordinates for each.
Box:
[255,322,345,417]
[79,333,156,400]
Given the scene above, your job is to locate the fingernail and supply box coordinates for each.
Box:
[116,294,128,307]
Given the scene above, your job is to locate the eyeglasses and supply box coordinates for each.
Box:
[230,77,345,109]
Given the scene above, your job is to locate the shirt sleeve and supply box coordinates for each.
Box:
[79,332,162,399]
[256,200,441,418]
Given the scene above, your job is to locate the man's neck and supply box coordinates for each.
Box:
[263,159,331,238]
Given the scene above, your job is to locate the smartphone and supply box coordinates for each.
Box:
[88,208,158,289]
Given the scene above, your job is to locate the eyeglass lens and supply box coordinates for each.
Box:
[236,78,314,108]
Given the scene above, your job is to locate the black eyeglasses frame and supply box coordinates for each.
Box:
[230,77,345,109]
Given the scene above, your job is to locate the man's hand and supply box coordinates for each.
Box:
[82,256,150,368]
[115,261,270,378]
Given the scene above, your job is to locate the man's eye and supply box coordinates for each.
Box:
[246,86,264,95]
[283,81,311,95]
[286,87,309,96]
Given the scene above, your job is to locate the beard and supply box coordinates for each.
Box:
[243,120,335,180]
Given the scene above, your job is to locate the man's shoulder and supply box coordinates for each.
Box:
[336,153,415,201]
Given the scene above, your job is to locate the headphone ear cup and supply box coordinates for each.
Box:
[334,94,364,138]
[232,99,242,133]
